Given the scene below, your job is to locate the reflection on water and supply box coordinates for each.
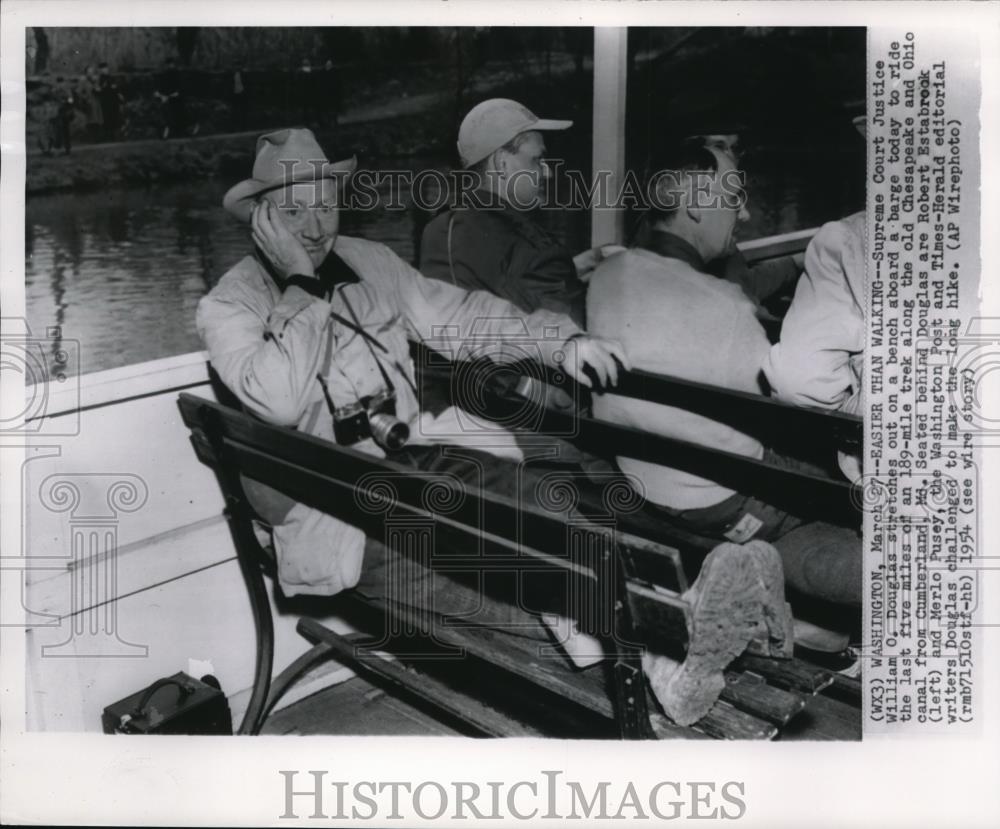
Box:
[27,184,244,380]
[26,149,862,380]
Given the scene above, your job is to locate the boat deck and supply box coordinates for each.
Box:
[261,667,861,741]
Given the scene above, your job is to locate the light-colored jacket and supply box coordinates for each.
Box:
[197,235,580,596]
[764,211,866,416]
[588,248,770,510]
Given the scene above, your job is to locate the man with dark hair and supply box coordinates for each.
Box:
[587,142,861,620]
[663,130,804,326]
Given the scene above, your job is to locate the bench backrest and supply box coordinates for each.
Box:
[178,392,692,643]
[470,364,862,527]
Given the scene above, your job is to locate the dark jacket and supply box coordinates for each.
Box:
[419,191,585,327]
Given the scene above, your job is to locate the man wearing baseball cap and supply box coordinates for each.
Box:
[419,98,621,328]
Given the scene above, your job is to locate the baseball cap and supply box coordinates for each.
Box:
[457,98,572,168]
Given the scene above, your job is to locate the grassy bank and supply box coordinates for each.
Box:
[25,108,450,196]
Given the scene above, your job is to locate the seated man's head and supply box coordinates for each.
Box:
[222,128,356,269]
[457,98,572,209]
[698,133,743,166]
[259,178,341,268]
[646,141,749,264]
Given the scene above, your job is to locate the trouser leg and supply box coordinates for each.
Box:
[636,446,861,606]
[355,444,567,642]
[771,521,863,608]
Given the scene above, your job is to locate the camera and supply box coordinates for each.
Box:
[332,388,409,451]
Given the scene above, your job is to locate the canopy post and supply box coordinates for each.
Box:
[591,27,628,247]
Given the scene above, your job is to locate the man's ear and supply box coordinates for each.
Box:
[494,147,512,178]
[653,174,684,215]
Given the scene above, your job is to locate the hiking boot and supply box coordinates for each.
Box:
[646,542,763,726]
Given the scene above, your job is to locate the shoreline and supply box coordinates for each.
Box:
[25,108,449,197]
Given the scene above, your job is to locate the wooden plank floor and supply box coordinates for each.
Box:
[262,675,463,737]
[261,671,860,741]
[266,594,860,739]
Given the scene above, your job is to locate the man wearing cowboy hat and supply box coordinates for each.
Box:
[197,128,629,608]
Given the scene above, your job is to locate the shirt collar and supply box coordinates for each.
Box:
[636,229,706,272]
[257,246,361,299]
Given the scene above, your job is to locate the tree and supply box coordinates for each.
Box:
[176,27,200,66]
[32,28,49,74]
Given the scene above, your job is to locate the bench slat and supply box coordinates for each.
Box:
[735,654,836,694]
[720,671,806,725]
[483,391,859,525]
[227,438,698,643]
[692,700,779,740]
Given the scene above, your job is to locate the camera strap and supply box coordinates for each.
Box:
[310,287,406,431]
[340,291,396,394]
[446,211,458,287]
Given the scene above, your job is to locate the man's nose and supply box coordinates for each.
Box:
[738,204,751,223]
[303,210,323,239]
[540,160,552,180]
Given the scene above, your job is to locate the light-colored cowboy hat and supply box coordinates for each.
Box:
[223,127,357,221]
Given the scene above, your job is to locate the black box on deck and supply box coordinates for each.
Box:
[102,672,232,735]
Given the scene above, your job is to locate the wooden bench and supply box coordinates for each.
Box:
[178,375,860,740]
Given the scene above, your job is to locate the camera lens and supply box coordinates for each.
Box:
[369,413,409,451]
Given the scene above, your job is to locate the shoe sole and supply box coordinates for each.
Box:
[654,542,763,726]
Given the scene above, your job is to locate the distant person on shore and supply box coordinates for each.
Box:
[38,78,75,156]
[231,64,249,131]
[320,58,340,127]
[97,63,125,142]
[296,57,321,128]
[79,65,103,142]
[155,57,199,139]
